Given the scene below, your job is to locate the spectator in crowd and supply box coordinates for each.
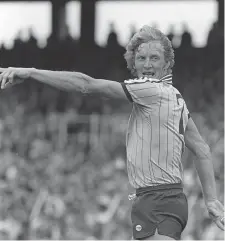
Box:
[180,23,192,48]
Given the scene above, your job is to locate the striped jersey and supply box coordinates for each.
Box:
[121,74,190,188]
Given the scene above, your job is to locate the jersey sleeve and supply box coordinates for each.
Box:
[182,101,191,132]
[121,81,159,106]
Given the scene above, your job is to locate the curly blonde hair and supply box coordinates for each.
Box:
[124,25,175,77]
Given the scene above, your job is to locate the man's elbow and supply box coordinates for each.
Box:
[80,83,90,94]
[71,72,93,94]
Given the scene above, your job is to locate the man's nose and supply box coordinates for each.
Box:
[144,58,152,68]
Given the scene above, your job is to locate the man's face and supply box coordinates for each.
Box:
[134,41,169,79]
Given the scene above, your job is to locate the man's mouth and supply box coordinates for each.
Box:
[142,72,155,78]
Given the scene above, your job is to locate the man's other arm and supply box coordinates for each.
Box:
[184,117,217,202]
[184,118,224,230]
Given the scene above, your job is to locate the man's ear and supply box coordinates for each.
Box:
[164,62,170,71]
[163,62,170,72]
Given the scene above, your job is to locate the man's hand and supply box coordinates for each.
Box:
[206,199,224,230]
[0,67,33,89]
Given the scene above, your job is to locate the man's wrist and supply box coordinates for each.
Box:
[205,198,219,206]
[28,67,36,79]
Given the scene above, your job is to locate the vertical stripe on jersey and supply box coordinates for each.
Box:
[130,119,137,187]
[180,104,185,154]
[141,114,145,183]
[149,114,156,183]
[158,86,166,182]
[166,89,170,171]
[133,118,138,183]
[129,112,138,187]
[172,89,175,176]
[147,118,152,183]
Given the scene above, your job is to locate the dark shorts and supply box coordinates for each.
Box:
[131,183,188,240]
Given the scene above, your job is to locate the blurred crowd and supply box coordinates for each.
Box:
[0,21,224,240]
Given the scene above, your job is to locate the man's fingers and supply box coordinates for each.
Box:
[1,70,11,88]
[8,72,14,84]
[215,218,225,231]
[0,69,15,89]
[1,74,8,89]
[207,200,225,231]
[4,74,16,89]
[4,82,13,89]
[4,78,23,89]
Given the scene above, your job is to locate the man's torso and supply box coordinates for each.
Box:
[122,76,190,188]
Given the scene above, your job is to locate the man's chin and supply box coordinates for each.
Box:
[139,75,157,79]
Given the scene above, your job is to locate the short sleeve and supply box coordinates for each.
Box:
[121,81,159,106]
[182,102,191,132]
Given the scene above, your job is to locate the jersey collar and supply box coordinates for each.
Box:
[159,74,173,84]
[149,74,173,84]
[124,74,173,85]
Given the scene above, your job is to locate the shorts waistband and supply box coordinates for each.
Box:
[136,183,183,195]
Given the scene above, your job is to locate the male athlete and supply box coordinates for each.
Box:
[0,26,224,240]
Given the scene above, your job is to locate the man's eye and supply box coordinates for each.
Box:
[152,56,159,61]
[138,56,145,60]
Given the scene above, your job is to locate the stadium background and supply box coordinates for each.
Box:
[0,0,224,239]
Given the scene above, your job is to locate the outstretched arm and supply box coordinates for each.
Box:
[184,117,224,230]
[0,67,129,101]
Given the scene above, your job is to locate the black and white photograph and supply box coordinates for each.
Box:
[0,0,224,240]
